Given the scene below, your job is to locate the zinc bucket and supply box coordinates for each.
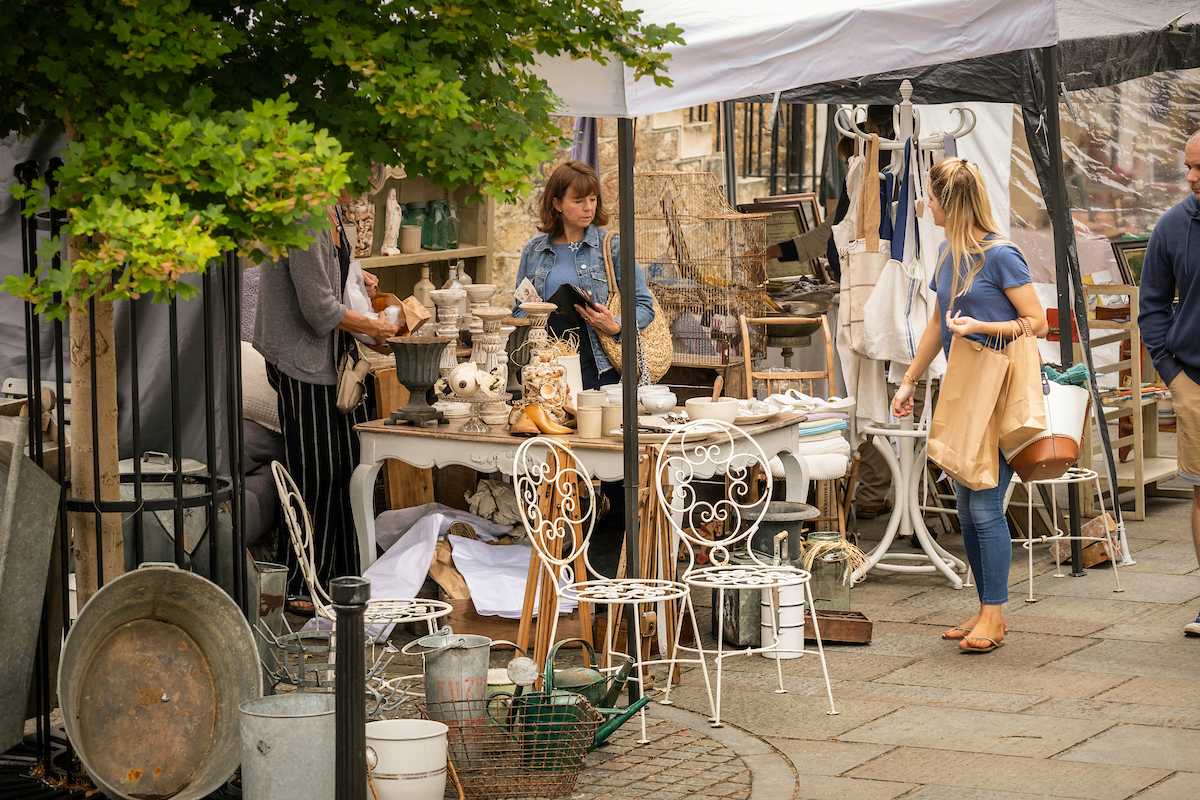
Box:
[402,627,491,721]
[239,694,335,800]
[366,719,449,800]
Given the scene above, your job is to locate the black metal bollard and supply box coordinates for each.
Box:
[332,576,369,799]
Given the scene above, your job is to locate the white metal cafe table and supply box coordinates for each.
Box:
[852,419,968,588]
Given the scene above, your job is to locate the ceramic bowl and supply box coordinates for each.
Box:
[685,397,740,424]
[641,392,677,415]
[636,384,671,399]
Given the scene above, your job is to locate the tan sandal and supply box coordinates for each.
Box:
[959,636,1004,653]
[941,626,972,640]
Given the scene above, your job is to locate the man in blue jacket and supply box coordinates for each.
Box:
[1138,131,1200,636]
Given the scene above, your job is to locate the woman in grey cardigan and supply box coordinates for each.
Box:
[254,203,399,607]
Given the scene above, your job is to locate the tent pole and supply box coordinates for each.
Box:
[1040,46,1087,576]
[723,101,738,206]
[618,117,643,698]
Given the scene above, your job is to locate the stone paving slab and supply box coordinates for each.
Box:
[719,651,918,683]
[663,682,905,740]
[873,661,1127,698]
[763,738,894,776]
[915,607,1110,638]
[1132,771,1200,799]
[836,705,1109,758]
[1093,677,1200,709]
[901,786,1068,800]
[1002,595,1184,625]
[1054,724,1200,772]
[794,773,916,800]
[823,621,969,658]
[845,746,1168,800]
[1021,697,1200,730]
[1089,623,1200,645]
[1008,570,1200,604]
[829,679,1042,713]
[1049,638,1200,680]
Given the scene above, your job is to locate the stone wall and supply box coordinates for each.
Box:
[491,114,718,306]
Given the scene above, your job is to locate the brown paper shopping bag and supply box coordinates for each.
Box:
[998,335,1047,451]
[927,336,1011,491]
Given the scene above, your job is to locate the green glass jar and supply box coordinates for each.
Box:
[446,200,460,249]
[423,200,448,251]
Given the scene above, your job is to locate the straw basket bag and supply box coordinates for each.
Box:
[596,231,673,384]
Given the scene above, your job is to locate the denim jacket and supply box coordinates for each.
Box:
[514,224,655,376]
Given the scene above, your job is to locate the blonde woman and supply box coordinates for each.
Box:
[891,158,1047,653]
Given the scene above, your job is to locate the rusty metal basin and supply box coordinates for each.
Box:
[59,564,260,800]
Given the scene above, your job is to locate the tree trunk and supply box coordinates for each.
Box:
[69,279,122,607]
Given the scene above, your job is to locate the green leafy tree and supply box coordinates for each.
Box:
[1,0,682,315]
[0,0,680,603]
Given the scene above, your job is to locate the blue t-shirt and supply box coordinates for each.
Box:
[544,243,579,300]
[929,236,1031,356]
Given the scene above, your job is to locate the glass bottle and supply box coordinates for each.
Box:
[446,200,460,249]
[424,200,448,251]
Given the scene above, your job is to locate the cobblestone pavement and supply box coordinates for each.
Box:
[573,718,751,800]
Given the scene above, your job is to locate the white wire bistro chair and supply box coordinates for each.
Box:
[654,419,838,726]
[513,437,715,743]
[269,461,451,707]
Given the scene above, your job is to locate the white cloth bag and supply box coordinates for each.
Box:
[845,133,892,357]
[862,138,922,364]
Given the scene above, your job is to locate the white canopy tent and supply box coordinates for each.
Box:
[536,0,1058,118]
[531,0,1061,584]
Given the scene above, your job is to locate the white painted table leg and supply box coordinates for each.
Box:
[776,450,810,504]
[351,460,384,573]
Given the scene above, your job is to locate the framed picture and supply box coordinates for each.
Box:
[739,194,827,281]
[752,208,818,280]
[1111,239,1149,286]
[752,192,823,231]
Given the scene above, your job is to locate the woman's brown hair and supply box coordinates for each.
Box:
[537,160,609,237]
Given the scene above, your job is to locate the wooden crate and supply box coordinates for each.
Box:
[805,609,872,644]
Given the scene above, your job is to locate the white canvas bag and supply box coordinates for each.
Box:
[845,133,892,356]
[862,138,923,364]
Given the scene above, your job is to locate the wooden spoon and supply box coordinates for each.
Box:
[711,375,724,403]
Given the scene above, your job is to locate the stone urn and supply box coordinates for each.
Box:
[386,337,452,426]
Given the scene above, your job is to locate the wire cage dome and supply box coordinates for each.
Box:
[634,172,770,367]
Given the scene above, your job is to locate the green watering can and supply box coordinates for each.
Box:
[543,638,650,749]
[544,638,635,709]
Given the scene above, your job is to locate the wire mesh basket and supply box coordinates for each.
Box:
[417,695,601,799]
[635,172,770,367]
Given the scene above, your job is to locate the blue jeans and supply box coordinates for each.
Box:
[954,455,1015,605]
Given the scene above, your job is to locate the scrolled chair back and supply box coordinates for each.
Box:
[513,436,597,586]
[654,419,773,571]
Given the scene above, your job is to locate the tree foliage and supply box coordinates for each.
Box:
[0,0,682,317]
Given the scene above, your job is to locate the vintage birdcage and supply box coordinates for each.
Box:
[634,172,770,367]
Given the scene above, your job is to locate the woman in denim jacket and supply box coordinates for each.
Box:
[514,161,655,390]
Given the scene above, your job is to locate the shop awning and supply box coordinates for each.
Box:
[534,0,1058,117]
